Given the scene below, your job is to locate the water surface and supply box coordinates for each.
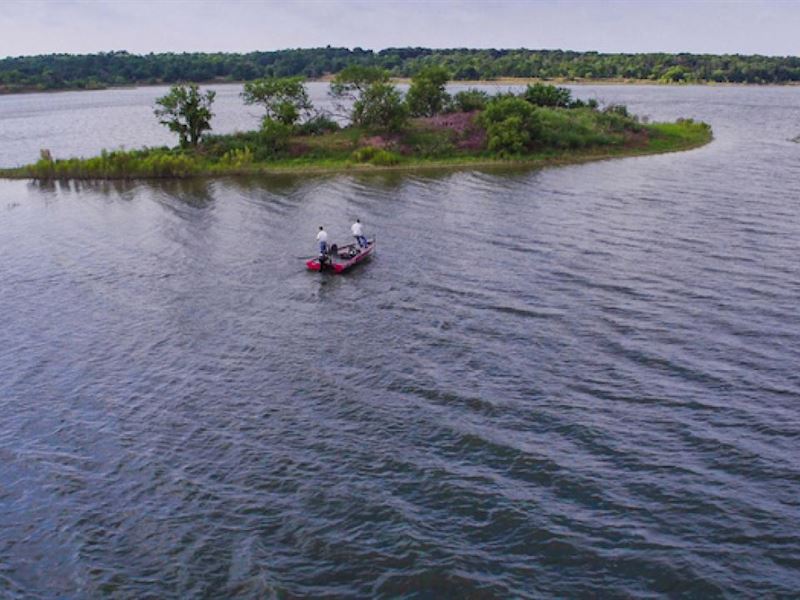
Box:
[1,85,799,598]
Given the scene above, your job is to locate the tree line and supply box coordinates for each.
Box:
[154,68,619,160]
[2,47,800,92]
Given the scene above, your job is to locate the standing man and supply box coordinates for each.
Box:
[351,218,367,248]
[316,225,329,257]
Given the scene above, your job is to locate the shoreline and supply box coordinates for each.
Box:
[1,77,799,97]
[0,125,712,181]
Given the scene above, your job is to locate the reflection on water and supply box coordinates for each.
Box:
[1,86,800,598]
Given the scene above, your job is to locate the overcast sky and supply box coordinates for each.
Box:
[1,0,798,58]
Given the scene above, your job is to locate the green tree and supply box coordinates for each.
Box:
[661,66,688,82]
[523,83,572,107]
[241,76,312,126]
[479,96,542,155]
[352,82,408,132]
[154,83,215,148]
[449,88,490,112]
[406,66,451,117]
[330,64,390,98]
[329,65,390,122]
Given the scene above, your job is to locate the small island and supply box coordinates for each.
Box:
[0,67,712,181]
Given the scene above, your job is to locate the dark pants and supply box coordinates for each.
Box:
[319,241,328,255]
[355,235,367,248]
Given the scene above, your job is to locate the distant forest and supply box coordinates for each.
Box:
[2,47,800,92]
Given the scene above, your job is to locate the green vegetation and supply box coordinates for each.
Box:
[0,80,712,181]
[407,66,451,117]
[154,84,215,148]
[1,48,799,94]
[524,82,573,107]
[449,89,490,112]
[329,65,391,123]
[352,82,409,132]
[241,76,311,126]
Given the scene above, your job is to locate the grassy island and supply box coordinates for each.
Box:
[0,77,712,181]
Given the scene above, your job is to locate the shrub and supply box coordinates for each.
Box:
[449,89,489,112]
[295,114,340,135]
[537,108,612,149]
[604,104,631,117]
[352,82,409,132]
[479,96,542,155]
[369,149,401,166]
[597,106,643,134]
[523,83,572,108]
[413,134,455,157]
[350,146,401,165]
[406,66,451,117]
[569,98,600,110]
[486,117,530,155]
[255,118,292,159]
[351,146,380,162]
[219,146,254,168]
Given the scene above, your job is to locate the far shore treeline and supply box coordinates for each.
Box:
[2,47,800,94]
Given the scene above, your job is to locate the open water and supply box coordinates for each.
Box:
[1,84,799,598]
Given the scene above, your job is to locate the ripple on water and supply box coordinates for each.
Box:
[1,86,800,597]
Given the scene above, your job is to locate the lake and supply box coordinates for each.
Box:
[1,84,799,598]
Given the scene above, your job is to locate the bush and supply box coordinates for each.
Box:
[596,106,643,134]
[350,146,401,165]
[413,134,455,157]
[449,89,489,112]
[537,108,612,149]
[604,104,631,117]
[406,66,451,117]
[369,149,401,166]
[486,117,530,155]
[479,96,542,155]
[255,118,292,159]
[569,98,600,110]
[351,146,380,162]
[481,96,539,127]
[523,83,572,107]
[219,146,254,168]
[352,82,409,132]
[295,114,340,136]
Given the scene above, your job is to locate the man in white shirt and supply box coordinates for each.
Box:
[351,218,367,248]
[316,226,329,256]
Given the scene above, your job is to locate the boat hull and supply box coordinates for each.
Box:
[306,238,375,273]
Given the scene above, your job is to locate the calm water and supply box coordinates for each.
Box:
[1,85,799,598]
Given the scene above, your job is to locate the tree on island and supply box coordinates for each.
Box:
[352,82,408,132]
[479,96,542,156]
[330,65,389,99]
[523,83,572,108]
[241,76,312,127]
[154,84,216,148]
[329,65,390,119]
[406,66,451,117]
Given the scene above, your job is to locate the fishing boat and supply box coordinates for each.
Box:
[306,238,376,273]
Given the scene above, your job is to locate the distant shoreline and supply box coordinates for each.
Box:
[2,77,799,97]
[4,47,798,95]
